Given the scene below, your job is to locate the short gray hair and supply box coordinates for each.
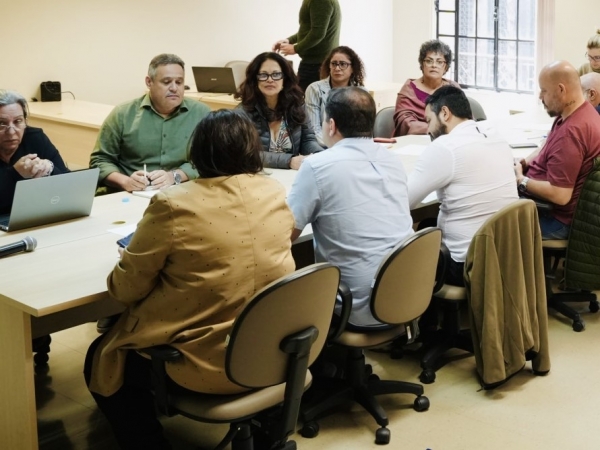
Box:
[147,54,185,80]
[0,89,29,119]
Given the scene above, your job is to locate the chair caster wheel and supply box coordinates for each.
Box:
[368,373,380,382]
[375,427,390,445]
[419,369,436,384]
[413,395,430,412]
[33,352,49,366]
[300,421,319,438]
[572,320,585,332]
[589,301,599,313]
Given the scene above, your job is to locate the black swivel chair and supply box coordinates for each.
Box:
[143,263,341,450]
[542,158,600,331]
[300,228,442,445]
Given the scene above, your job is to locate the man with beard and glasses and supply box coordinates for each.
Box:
[407,85,518,286]
[514,61,600,240]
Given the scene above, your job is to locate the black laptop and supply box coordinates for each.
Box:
[191,67,237,94]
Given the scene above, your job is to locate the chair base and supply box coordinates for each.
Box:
[300,348,429,445]
[544,247,599,332]
[418,329,473,384]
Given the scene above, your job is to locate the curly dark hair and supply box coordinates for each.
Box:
[418,40,452,75]
[189,109,263,178]
[235,52,306,127]
[319,46,366,86]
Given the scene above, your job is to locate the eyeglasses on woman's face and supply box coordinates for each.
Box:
[0,117,26,133]
[586,52,600,63]
[330,61,351,70]
[257,71,284,82]
[423,58,447,68]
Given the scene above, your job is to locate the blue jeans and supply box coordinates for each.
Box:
[539,214,570,240]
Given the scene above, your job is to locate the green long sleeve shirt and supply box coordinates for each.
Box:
[90,94,210,185]
[288,0,341,64]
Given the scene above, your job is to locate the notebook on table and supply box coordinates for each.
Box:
[192,67,237,94]
[0,168,100,232]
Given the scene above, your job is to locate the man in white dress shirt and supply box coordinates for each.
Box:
[408,86,518,285]
[287,87,414,328]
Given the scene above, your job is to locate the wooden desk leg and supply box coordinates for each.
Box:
[0,302,38,450]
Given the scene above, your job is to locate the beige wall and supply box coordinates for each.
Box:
[1,1,597,108]
[553,0,600,70]
[0,0,394,106]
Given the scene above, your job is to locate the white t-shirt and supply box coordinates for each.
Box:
[408,120,519,262]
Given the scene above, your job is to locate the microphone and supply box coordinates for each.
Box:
[0,236,37,258]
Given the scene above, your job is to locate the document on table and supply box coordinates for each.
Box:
[391,144,427,156]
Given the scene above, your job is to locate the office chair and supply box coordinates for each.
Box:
[143,263,340,450]
[300,228,442,445]
[420,200,551,388]
[373,106,395,138]
[466,96,487,121]
[543,158,600,331]
[225,60,249,89]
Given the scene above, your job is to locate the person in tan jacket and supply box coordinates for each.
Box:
[84,109,296,450]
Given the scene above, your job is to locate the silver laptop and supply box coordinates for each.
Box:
[0,168,99,232]
[192,67,237,94]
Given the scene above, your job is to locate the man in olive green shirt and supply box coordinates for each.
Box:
[273,0,341,92]
[90,53,210,193]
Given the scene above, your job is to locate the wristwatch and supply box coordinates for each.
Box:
[518,176,530,193]
[172,170,182,185]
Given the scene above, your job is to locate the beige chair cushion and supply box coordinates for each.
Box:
[335,325,405,348]
[171,372,312,422]
[542,239,567,249]
[434,283,467,301]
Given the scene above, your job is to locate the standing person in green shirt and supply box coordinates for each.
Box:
[90,53,210,193]
[273,0,341,92]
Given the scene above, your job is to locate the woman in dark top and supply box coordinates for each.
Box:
[0,89,69,214]
[235,52,322,170]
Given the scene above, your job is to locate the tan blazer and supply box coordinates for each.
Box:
[89,174,296,396]
[465,200,550,388]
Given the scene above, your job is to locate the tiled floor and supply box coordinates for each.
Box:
[38,301,600,450]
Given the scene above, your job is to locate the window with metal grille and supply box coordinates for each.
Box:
[435,0,536,93]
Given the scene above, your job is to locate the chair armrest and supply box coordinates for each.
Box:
[533,199,553,212]
[140,345,182,362]
[139,345,182,417]
[328,281,352,340]
[434,243,450,294]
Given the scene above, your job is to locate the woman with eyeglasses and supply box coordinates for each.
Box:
[0,89,69,215]
[393,40,461,137]
[236,52,322,169]
[305,46,366,147]
[578,30,600,76]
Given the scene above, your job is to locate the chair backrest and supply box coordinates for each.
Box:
[373,106,395,138]
[370,228,442,325]
[226,263,340,388]
[225,60,249,88]
[564,157,600,290]
[467,96,487,121]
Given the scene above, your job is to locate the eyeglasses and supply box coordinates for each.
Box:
[257,71,284,82]
[423,58,447,67]
[0,118,26,133]
[330,61,351,70]
[585,52,600,62]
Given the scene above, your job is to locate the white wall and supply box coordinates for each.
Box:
[0,0,394,106]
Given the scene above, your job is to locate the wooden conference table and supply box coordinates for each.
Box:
[0,109,553,448]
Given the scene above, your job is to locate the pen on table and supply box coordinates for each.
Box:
[527,134,547,139]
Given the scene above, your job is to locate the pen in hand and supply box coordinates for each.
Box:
[143,164,151,187]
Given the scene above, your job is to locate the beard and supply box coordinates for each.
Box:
[542,101,558,117]
[428,122,448,141]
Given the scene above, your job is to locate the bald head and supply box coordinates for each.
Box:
[581,72,600,107]
[538,61,585,118]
